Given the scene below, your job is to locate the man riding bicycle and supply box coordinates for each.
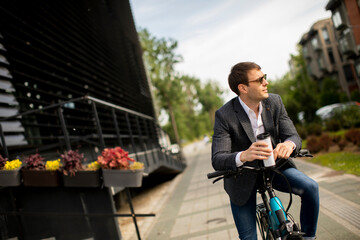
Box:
[211,62,319,240]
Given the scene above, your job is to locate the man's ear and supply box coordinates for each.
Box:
[238,84,247,94]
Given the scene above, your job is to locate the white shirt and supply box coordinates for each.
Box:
[235,97,296,167]
[235,97,265,167]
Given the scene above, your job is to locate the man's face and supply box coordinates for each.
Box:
[246,69,269,101]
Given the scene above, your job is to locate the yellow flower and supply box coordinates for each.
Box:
[3,159,22,170]
[130,161,144,170]
[45,159,62,171]
[86,161,100,171]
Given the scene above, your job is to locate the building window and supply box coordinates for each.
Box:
[322,28,330,44]
[327,47,335,64]
[355,61,360,78]
[303,46,308,56]
[311,37,319,49]
[317,53,325,70]
[332,10,343,29]
[337,47,343,61]
[307,64,312,76]
[339,29,355,55]
[343,65,355,83]
[339,36,350,54]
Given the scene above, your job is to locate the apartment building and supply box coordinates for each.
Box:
[326,0,360,94]
[299,18,350,97]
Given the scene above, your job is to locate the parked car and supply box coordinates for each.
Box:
[315,102,360,120]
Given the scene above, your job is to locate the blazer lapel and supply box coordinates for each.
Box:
[261,99,276,146]
[233,98,256,143]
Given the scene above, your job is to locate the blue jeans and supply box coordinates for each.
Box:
[230,167,319,240]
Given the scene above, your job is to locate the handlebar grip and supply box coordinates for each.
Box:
[207,170,233,179]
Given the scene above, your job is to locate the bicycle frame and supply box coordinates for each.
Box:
[256,168,302,240]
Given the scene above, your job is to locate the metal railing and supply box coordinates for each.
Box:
[0,95,186,174]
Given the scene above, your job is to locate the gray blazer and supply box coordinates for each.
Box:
[211,93,301,206]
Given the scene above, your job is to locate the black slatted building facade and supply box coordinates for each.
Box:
[0,1,185,173]
[0,2,185,238]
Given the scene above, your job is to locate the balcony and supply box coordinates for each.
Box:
[339,30,358,57]
[331,7,348,31]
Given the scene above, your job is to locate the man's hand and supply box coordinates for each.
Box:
[273,141,294,160]
[240,141,272,163]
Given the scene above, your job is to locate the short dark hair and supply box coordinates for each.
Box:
[228,62,261,95]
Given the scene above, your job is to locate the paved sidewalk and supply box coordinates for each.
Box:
[119,142,360,240]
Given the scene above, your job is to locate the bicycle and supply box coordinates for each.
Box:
[207,150,313,240]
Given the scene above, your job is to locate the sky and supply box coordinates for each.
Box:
[129,0,331,101]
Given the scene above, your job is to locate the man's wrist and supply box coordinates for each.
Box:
[285,140,296,150]
[235,152,244,167]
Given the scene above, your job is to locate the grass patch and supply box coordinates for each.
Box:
[309,152,360,176]
[302,140,307,149]
[328,129,347,138]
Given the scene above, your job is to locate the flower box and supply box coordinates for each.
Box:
[102,168,144,187]
[0,168,21,186]
[62,170,101,187]
[22,169,61,187]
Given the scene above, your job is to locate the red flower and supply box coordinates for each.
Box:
[97,147,135,170]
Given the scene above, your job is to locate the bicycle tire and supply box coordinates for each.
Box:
[256,203,274,240]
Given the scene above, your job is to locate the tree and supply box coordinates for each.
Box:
[138,28,184,146]
[268,73,301,124]
[162,76,224,142]
[138,28,224,143]
[318,77,341,106]
[270,46,320,124]
[196,80,224,128]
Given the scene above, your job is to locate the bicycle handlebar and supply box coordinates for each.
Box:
[207,166,260,179]
[207,150,312,180]
[207,170,235,179]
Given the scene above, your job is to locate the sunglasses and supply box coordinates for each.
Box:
[248,74,267,85]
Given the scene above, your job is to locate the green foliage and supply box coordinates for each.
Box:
[138,28,184,110]
[138,28,224,143]
[351,90,360,102]
[270,47,320,124]
[295,124,307,139]
[309,152,360,176]
[305,122,323,136]
[196,80,223,127]
[266,44,360,136]
[289,47,320,123]
[162,78,223,143]
[318,77,341,106]
[324,119,341,132]
[268,73,300,124]
[138,28,184,145]
[330,105,360,129]
[340,92,350,102]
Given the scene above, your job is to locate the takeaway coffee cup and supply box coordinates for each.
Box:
[256,133,275,167]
